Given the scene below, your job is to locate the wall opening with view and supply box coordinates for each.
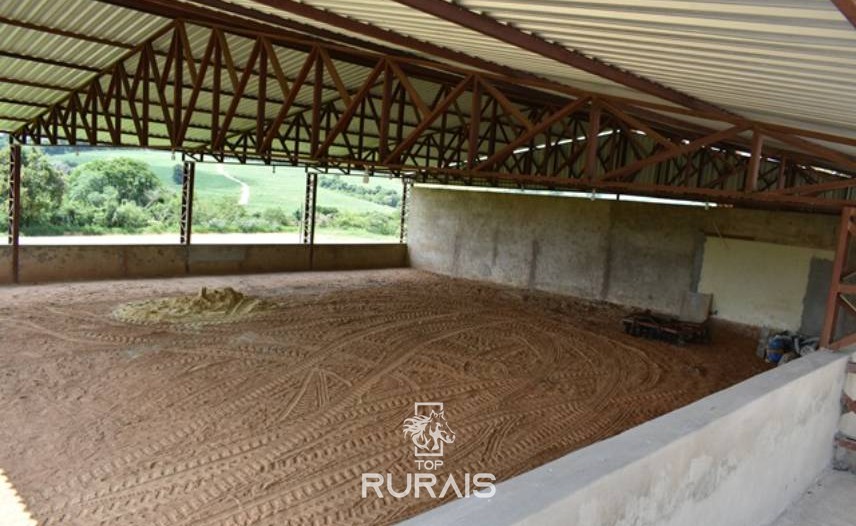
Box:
[0,137,404,245]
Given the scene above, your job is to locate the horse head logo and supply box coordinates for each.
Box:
[403,404,456,457]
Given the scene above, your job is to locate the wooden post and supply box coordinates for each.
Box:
[745,129,763,192]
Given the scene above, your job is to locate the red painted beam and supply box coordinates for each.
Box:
[393,0,731,117]
[242,0,538,81]
[832,0,856,29]
[820,207,856,348]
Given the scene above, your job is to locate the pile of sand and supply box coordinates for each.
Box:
[112,287,277,324]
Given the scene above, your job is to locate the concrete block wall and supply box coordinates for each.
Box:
[407,187,839,331]
[403,350,850,526]
[0,244,407,284]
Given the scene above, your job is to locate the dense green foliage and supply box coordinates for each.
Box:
[319,175,401,208]
[0,147,66,232]
[1,146,401,239]
[61,158,177,232]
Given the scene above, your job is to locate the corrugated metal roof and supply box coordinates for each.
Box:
[227,0,651,101]
[219,0,856,139]
[0,0,168,133]
[0,55,89,91]
[459,0,856,135]
[3,0,164,44]
[0,24,118,70]
[1,0,854,158]
[174,0,438,74]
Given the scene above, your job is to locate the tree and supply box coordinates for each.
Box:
[63,157,174,231]
[172,164,184,185]
[67,157,162,206]
[0,146,66,228]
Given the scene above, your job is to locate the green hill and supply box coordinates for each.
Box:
[42,148,404,240]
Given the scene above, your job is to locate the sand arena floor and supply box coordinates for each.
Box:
[0,269,769,525]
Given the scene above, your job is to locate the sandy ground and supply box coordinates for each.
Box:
[0,269,769,525]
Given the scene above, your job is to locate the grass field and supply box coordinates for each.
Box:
[47,148,403,215]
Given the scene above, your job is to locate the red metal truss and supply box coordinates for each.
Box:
[832,0,856,29]
[9,18,856,213]
[821,207,856,349]
[392,0,732,117]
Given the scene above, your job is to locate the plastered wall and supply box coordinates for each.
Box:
[402,348,850,526]
[408,187,839,331]
[698,238,834,330]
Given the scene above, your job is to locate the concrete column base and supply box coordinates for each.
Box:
[833,435,856,473]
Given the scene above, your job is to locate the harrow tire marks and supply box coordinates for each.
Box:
[0,270,768,525]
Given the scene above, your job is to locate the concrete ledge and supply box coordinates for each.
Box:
[402,351,850,526]
[0,244,407,284]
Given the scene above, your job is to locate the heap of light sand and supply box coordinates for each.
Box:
[113,287,277,324]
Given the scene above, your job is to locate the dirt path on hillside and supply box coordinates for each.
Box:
[216,163,250,205]
[0,270,768,525]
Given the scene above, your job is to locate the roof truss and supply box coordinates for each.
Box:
[392,0,731,117]
[5,7,856,213]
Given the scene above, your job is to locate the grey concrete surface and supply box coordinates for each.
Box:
[408,187,838,328]
[401,350,850,526]
[768,469,856,526]
[803,258,835,336]
[0,244,407,284]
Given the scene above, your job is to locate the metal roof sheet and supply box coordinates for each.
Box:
[456,0,856,136]
[223,0,856,138]
[0,0,853,157]
[231,0,650,100]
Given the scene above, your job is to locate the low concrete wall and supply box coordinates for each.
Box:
[408,187,839,331]
[403,350,850,526]
[0,244,407,284]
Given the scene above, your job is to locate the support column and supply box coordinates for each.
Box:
[820,206,856,349]
[302,169,318,266]
[399,180,410,244]
[744,129,764,192]
[584,101,601,180]
[8,144,21,283]
[180,160,195,246]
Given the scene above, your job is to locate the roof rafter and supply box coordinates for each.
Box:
[0,15,133,48]
[393,0,731,117]
[227,0,548,81]
[99,0,422,59]
[832,0,856,29]
[97,0,543,104]
[0,50,100,73]
[8,4,856,214]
